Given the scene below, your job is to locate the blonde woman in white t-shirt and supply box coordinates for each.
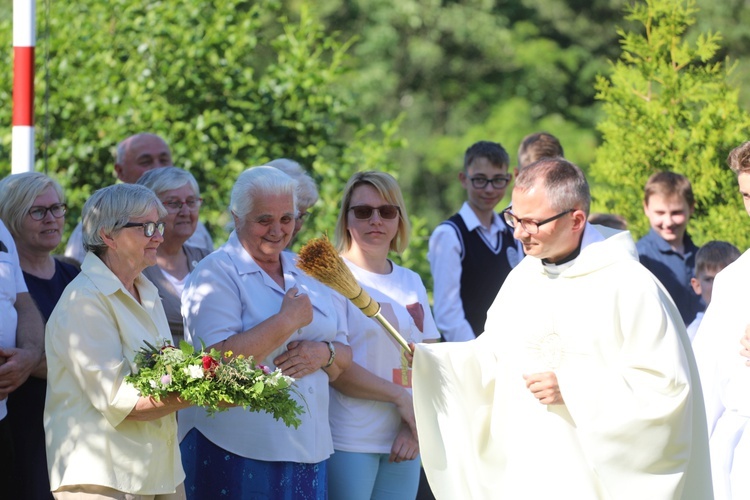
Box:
[328,171,440,500]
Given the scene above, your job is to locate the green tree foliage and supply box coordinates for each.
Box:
[314,0,625,227]
[0,1,429,276]
[590,0,750,248]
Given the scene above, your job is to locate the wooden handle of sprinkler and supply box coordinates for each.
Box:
[347,284,413,354]
[373,310,413,354]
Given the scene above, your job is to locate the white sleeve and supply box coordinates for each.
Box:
[428,224,475,342]
[417,278,441,341]
[182,257,245,347]
[64,222,86,262]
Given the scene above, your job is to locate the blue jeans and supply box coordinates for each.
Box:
[328,450,420,500]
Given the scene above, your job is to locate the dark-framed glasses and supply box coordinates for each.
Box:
[122,221,166,237]
[349,205,400,220]
[162,198,202,212]
[470,175,511,189]
[503,208,574,235]
[28,203,67,221]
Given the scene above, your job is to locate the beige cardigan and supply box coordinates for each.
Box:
[141,244,209,344]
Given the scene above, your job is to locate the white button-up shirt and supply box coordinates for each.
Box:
[0,220,26,420]
[428,202,520,342]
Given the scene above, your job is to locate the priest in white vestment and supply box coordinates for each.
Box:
[412,158,712,500]
[693,141,750,500]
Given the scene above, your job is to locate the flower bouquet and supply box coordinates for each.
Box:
[126,339,304,428]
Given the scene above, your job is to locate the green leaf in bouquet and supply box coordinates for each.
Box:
[179,340,194,356]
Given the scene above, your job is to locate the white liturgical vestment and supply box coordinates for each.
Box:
[693,249,750,500]
[413,225,711,500]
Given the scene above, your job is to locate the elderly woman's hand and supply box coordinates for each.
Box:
[273,340,329,379]
[279,287,313,332]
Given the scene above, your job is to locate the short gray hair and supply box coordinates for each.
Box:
[0,172,65,238]
[266,158,319,210]
[82,184,167,256]
[136,166,200,198]
[515,157,591,215]
[230,166,297,225]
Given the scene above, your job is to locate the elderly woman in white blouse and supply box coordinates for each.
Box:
[178,166,351,499]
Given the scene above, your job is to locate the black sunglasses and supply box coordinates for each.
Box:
[122,221,166,237]
[348,205,400,220]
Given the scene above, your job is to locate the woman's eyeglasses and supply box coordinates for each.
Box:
[162,198,202,212]
[122,221,166,237]
[28,203,67,221]
[348,205,400,220]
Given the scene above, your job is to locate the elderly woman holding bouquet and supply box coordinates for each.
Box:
[327,171,440,500]
[44,183,190,499]
[178,166,351,499]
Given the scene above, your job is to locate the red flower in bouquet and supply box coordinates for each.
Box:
[202,355,219,376]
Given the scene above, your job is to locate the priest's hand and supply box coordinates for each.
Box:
[741,325,750,366]
[524,372,564,405]
[404,343,415,367]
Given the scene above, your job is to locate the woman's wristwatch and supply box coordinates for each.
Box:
[324,341,336,368]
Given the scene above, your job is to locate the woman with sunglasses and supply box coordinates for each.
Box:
[328,171,440,500]
[0,172,79,500]
[44,183,191,499]
[137,167,210,345]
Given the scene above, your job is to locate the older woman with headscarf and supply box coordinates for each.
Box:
[0,172,79,500]
[136,167,209,345]
[44,183,190,499]
[178,166,351,499]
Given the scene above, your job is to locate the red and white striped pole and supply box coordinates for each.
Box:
[12,0,35,174]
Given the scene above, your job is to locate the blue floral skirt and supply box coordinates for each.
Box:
[180,428,328,499]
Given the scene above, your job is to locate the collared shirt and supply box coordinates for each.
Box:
[636,229,703,325]
[0,220,27,420]
[178,231,345,463]
[44,253,183,494]
[428,202,521,342]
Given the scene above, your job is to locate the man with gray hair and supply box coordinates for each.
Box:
[413,158,711,499]
[65,133,213,261]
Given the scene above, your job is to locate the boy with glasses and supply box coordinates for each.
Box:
[428,141,520,343]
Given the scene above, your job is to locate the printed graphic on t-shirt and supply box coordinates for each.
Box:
[405,302,424,332]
